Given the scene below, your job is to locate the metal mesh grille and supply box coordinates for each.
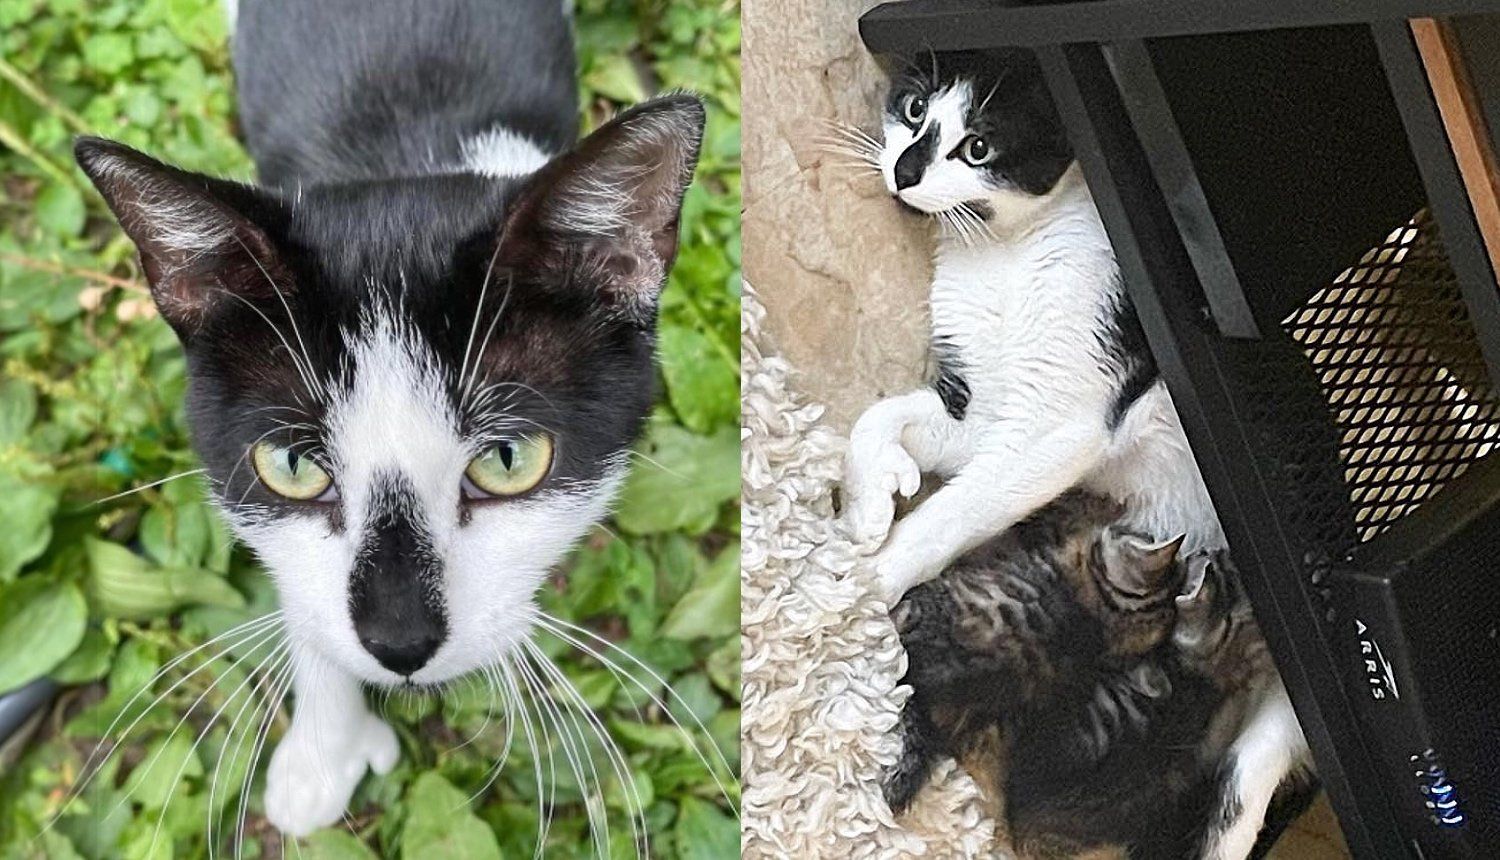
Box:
[1284,211,1500,542]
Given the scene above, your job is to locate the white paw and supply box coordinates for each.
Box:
[264,715,398,837]
[843,440,921,544]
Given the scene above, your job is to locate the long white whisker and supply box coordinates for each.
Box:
[46,613,283,835]
[524,640,647,858]
[93,468,208,505]
[535,615,738,811]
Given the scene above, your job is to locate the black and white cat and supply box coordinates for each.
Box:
[75,0,702,837]
[840,49,1310,859]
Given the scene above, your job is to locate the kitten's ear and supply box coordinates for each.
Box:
[74,137,290,338]
[1174,554,1221,651]
[497,94,705,314]
[1102,530,1185,593]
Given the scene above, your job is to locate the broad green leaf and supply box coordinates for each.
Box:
[660,542,739,640]
[0,377,37,442]
[673,797,738,860]
[615,422,738,535]
[121,732,202,810]
[87,537,244,619]
[82,32,134,74]
[0,479,58,581]
[34,182,86,237]
[50,625,115,684]
[583,54,647,104]
[659,326,737,433]
[401,772,501,860]
[299,830,379,860]
[0,577,87,693]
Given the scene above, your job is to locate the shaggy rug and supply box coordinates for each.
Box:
[740,284,1000,859]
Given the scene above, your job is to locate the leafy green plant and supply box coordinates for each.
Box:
[0,0,740,856]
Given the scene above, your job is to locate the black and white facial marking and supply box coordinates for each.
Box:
[880,49,1073,233]
[74,94,705,688]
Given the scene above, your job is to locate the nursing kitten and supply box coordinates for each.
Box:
[75,0,702,836]
[887,495,1317,858]
[883,491,1187,817]
[845,49,1308,859]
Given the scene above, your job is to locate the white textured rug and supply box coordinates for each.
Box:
[740,284,999,859]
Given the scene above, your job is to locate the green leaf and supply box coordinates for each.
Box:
[86,537,244,619]
[298,830,379,860]
[82,32,134,74]
[0,377,37,442]
[401,772,501,860]
[0,577,87,693]
[659,326,737,432]
[582,54,647,104]
[34,182,86,237]
[660,542,739,640]
[673,797,738,860]
[50,625,115,684]
[615,421,738,535]
[0,479,57,581]
[121,732,202,810]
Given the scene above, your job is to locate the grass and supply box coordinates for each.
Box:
[0,0,741,857]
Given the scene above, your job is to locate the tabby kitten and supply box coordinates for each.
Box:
[886,494,1318,858]
[883,492,1187,817]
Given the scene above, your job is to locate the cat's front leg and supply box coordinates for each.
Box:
[843,389,955,543]
[874,422,1107,599]
[264,649,399,837]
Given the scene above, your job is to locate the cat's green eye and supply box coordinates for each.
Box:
[464,434,554,498]
[251,442,333,501]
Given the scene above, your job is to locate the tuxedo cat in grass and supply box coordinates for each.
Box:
[841,49,1309,859]
[75,0,702,837]
[886,492,1319,858]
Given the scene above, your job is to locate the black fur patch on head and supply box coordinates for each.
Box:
[884,48,1074,196]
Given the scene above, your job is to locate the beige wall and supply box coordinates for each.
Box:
[743,0,932,431]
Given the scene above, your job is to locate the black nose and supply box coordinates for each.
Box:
[894,126,936,191]
[359,631,442,676]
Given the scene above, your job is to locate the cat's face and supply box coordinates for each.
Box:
[879,50,1074,232]
[77,97,704,688]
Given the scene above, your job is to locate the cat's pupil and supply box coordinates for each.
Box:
[286,450,299,475]
[498,442,514,470]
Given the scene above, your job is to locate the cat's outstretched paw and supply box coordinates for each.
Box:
[263,714,398,836]
[842,440,921,545]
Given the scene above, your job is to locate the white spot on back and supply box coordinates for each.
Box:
[461,126,552,178]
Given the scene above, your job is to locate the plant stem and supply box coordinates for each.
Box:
[0,56,91,135]
[0,252,148,295]
[0,118,83,190]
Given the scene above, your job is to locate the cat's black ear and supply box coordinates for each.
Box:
[497,94,705,313]
[74,137,290,338]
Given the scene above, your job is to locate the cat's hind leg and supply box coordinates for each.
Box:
[1197,680,1311,860]
[263,649,399,836]
[883,695,944,815]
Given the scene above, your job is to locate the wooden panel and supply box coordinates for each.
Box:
[1413,17,1500,278]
